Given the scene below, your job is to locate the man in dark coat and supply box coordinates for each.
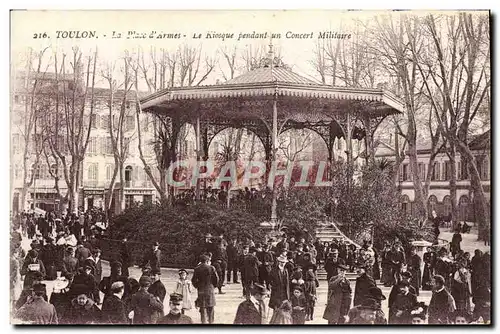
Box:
[353,265,376,307]
[323,263,351,324]
[407,247,422,295]
[129,276,164,324]
[99,261,129,298]
[192,254,219,324]
[234,283,269,324]
[226,237,240,284]
[72,265,100,303]
[75,243,91,265]
[83,248,103,286]
[450,231,462,257]
[241,246,260,299]
[258,243,274,289]
[119,238,132,278]
[101,281,127,324]
[65,284,103,324]
[388,271,416,309]
[276,235,289,253]
[212,238,228,293]
[268,255,291,311]
[21,250,46,290]
[15,283,58,324]
[157,293,193,324]
[324,249,344,281]
[62,247,79,278]
[428,275,457,324]
[141,242,161,274]
[148,270,167,305]
[389,281,417,324]
[40,237,58,280]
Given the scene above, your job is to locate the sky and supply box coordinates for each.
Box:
[11,9,488,90]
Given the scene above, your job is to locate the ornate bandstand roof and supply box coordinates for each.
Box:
[139,48,405,122]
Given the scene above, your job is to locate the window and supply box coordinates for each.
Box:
[67,82,74,91]
[91,114,99,129]
[447,160,454,180]
[14,95,19,103]
[88,163,98,181]
[336,139,342,150]
[126,101,131,109]
[431,162,440,181]
[402,164,409,181]
[126,116,135,131]
[50,164,57,177]
[88,137,97,154]
[141,115,149,132]
[418,163,425,180]
[101,115,110,130]
[31,164,40,179]
[481,156,490,180]
[125,166,133,187]
[105,163,114,181]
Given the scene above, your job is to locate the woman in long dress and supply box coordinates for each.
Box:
[421,247,435,291]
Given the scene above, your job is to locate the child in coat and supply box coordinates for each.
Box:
[174,269,193,314]
[304,269,319,321]
[291,286,307,325]
[290,266,305,293]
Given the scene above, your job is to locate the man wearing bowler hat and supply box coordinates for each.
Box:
[192,254,219,324]
[141,242,161,274]
[347,298,381,324]
[323,263,351,324]
[15,283,58,324]
[234,283,269,324]
[157,293,193,324]
[354,264,376,307]
[268,254,291,312]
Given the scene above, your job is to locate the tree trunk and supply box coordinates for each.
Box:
[448,144,459,230]
[456,142,489,241]
[407,141,428,224]
[119,164,125,212]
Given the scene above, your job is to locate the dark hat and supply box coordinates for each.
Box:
[139,275,152,286]
[366,286,386,300]
[360,298,381,311]
[178,269,188,274]
[111,260,122,268]
[28,249,39,258]
[32,283,47,294]
[70,284,90,297]
[84,264,94,271]
[249,247,257,253]
[292,285,303,293]
[399,280,410,287]
[199,254,210,263]
[433,274,445,285]
[152,269,161,275]
[255,243,262,248]
[401,271,413,278]
[205,233,213,238]
[251,283,269,296]
[153,241,160,246]
[169,293,183,303]
[268,238,275,242]
[45,237,53,243]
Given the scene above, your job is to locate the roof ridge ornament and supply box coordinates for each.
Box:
[256,35,288,70]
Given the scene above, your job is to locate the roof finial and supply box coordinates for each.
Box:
[268,33,274,68]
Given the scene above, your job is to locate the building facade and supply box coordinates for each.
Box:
[374,132,490,222]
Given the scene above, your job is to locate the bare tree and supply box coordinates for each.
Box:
[278,129,313,163]
[101,54,135,216]
[13,47,51,212]
[414,13,490,239]
[44,47,98,213]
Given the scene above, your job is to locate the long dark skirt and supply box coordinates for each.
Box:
[409,269,421,295]
[422,265,433,290]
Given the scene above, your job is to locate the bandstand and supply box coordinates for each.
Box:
[139,46,405,223]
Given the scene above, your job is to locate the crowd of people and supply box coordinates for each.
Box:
[10,212,491,325]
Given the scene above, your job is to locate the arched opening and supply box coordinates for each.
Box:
[401,194,410,216]
[459,195,470,222]
[428,195,438,216]
[442,195,452,218]
[125,165,133,188]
